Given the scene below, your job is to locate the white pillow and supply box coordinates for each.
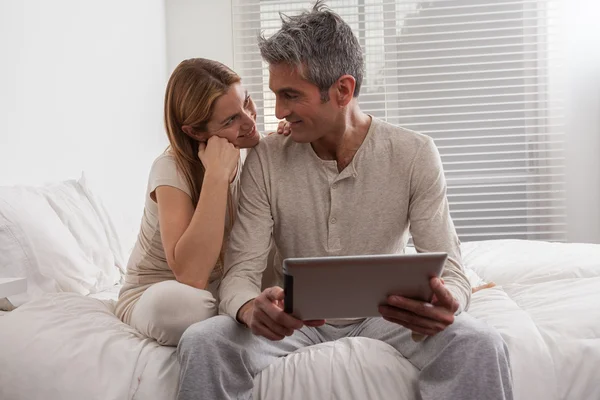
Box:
[0,175,124,309]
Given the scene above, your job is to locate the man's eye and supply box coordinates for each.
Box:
[284,93,297,100]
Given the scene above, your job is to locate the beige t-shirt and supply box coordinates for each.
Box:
[115,150,241,321]
[219,116,471,324]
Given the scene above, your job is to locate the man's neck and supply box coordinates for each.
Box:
[311,105,372,172]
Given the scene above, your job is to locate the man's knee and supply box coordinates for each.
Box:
[447,314,508,355]
[178,315,240,356]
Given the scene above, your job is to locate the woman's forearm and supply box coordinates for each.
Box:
[171,171,230,289]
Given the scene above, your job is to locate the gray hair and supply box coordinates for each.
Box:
[258,0,364,102]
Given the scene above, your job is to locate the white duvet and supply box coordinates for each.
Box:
[0,240,599,400]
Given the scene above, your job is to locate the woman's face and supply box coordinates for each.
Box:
[202,83,260,149]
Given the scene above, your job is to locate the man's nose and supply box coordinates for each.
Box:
[275,99,290,120]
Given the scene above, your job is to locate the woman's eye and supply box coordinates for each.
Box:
[224,115,238,126]
[244,95,251,107]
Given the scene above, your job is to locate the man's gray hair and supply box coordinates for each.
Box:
[258,1,364,102]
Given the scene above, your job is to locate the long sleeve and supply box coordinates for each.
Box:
[408,137,471,313]
[218,146,275,320]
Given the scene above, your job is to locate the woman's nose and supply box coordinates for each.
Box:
[240,111,254,129]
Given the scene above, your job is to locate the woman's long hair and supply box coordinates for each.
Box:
[163,58,241,206]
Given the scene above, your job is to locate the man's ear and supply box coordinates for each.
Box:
[334,75,357,107]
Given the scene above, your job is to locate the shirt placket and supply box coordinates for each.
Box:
[327,167,356,254]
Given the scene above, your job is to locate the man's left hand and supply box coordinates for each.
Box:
[378,277,459,337]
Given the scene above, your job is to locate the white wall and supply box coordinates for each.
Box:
[0,0,169,252]
[165,0,234,75]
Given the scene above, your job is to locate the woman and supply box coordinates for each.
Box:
[115,58,287,346]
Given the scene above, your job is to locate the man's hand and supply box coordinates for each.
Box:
[237,287,325,341]
[378,277,459,337]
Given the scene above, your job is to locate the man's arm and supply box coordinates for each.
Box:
[379,136,471,338]
[219,143,323,340]
[407,136,471,313]
[218,147,275,320]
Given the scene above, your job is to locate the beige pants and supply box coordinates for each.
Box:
[123,280,217,346]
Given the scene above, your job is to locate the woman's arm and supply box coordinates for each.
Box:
[156,136,239,290]
[155,170,230,290]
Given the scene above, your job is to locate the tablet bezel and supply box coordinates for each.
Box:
[283,252,447,320]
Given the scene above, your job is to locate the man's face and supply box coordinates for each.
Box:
[268,63,338,143]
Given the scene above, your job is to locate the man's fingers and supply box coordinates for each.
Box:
[258,288,303,330]
[379,305,447,332]
[381,316,440,337]
[430,277,459,312]
[259,301,303,330]
[264,286,284,302]
[274,299,284,309]
[254,308,294,338]
[387,295,454,325]
[252,319,285,341]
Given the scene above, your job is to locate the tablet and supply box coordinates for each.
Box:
[283,252,447,320]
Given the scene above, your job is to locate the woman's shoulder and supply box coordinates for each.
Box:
[147,149,192,198]
[150,149,178,172]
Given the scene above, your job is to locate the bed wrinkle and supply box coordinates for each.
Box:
[486,285,555,365]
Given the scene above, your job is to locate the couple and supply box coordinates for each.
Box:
[116,3,513,400]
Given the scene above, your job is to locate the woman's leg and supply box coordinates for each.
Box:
[128,280,217,346]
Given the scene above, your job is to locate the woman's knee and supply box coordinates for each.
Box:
[134,280,218,345]
[146,280,216,317]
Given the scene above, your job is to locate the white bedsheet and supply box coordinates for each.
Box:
[0,240,599,400]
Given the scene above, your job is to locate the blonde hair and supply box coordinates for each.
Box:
[163,58,241,206]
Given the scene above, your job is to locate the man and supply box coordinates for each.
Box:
[177,2,513,400]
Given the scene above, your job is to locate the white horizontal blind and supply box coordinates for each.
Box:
[232,0,566,242]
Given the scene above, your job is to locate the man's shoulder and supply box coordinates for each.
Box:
[372,117,433,150]
[256,133,296,152]
[247,134,297,165]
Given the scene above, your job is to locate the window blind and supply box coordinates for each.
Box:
[232,0,566,242]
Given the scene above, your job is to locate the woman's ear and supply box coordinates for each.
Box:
[181,125,207,141]
[181,125,196,139]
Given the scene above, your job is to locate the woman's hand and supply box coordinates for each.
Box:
[268,120,292,136]
[198,135,240,182]
[472,282,496,293]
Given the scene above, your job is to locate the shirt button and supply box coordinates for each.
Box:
[331,217,337,224]
[332,183,338,189]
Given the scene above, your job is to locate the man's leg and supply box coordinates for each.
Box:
[176,315,321,400]
[351,313,513,400]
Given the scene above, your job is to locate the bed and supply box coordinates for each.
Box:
[1,179,599,400]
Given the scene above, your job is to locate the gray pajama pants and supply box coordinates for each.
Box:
[177,313,513,400]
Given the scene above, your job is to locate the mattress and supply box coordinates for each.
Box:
[0,239,599,400]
